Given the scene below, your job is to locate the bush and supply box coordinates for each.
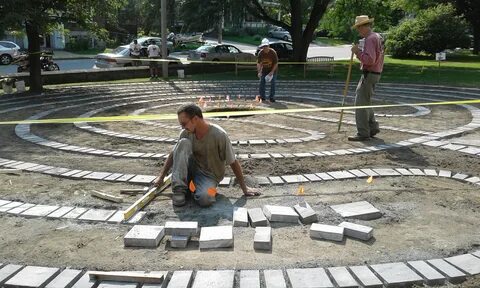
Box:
[386,4,470,58]
[65,37,90,51]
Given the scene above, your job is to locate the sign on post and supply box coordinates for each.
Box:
[435,52,446,61]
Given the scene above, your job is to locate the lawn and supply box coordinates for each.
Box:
[223,35,262,46]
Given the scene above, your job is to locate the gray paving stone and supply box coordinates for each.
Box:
[0,264,23,285]
[166,270,193,288]
[254,227,272,250]
[125,211,147,224]
[165,221,199,236]
[105,211,126,224]
[473,251,480,258]
[407,260,446,286]
[233,207,249,227]
[170,235,189,248]
[441,143,466,151]
[293,202,317,224]
[128,175,156,184]
[465,176,480,184]
[372,168,401,176]
[263,205,299,223]
[427,259,466,283]
[280,153,295,158]
[408,168,425,176]
[191,270,234,288]
[268,176,284,185]
[348,266,382,288]
[4,266,60,288]
[46,269,83,288]
[445,254,480,275]
[199,226,233,249]
[269,153,284,159]
[293,153,314,158]
[250,154,271,159]
[452,173,469,180]
[395,168,413,176]
[438,170,452,178]
[255,177,271,186]
[330,201,381,220]
[7,203,36,215]
[459,146,480,155]
[240,270,260,288]
[249,139,266,145]
[97,282,137,288]
[21,205,60,218]
[304,174,322,182]
[310,223,344,242]
[43,167,71,176]
[219,177,231,186]
[287,268,334,288]
[315,173,334,181]
[0,200,11,207]
[103,173,124,181]
[327,171,356,180]
[83,172,112,180]
[370,262,422,287]
[248,208,269,227]
[69,170,93,178]
[124,225,165,248]
[60,170,83,177]
[62,207,88,219]
[78,209,116,222]
[0,201,24,212]
[327,267,358,288]
[281,174,309,184]
[424,169,438,176]
[264,270,286,288]
[115,174,136,182]
[338,222,373,241]
[360,169,379,176]
[348,169,368,178]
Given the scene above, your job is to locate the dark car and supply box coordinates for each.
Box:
[255,40,293,61]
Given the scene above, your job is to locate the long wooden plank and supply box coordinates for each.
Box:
[91,190,123,203]
[123,174,171,221]
[88,271,165,283]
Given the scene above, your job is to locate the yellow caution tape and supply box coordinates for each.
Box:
[125,56,335,66]
[0,99,478,125]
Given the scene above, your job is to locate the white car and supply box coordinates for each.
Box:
[268,27,292,42]
[94,45,177,69]
[0,41,21,65]
[187,43,256,62]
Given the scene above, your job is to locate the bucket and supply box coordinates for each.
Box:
[2,82,13,94]
[177,69,185,78]
[15,80,26,93]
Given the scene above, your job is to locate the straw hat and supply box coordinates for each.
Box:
[259,38,270,48]
[352,15,374,28]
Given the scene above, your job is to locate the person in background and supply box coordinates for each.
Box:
[256,38,278,103]
[147,40,160,79]
[129,39,142,66]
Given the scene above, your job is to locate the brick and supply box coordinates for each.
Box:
[372,168,401,176]
[78,209,116,222]
[263,205,299,223]
[62,208,88,219]
[264,270,286,288]
[348,266,382,288]
[327,267,358,288]
[0,264,23,285]
[170,235,189,248]
[124,225,165,248]
[287,268,334,288]
[240,270,260,288]
[166,271,193,288]
[444,254,480,275]
[293,202,317,224]
[268,176,284,185]
[0,200,11,207]
[83,172,112,180]
[219,177,231,187]
[0,201,24,212]
[330,201,381,220]
[360,169,379,176]
[115,174,136,182]
[191,270,234,288]
[427,259,466,283]
[310,223,344,242]
[327,171,356,180]
[281,175,309,184]
[255,177,271,186]
[7,203,36,215]
[248,208,268,227]
[4,266,60,288]
[250,154,270,159]
[128,175,156,184]
[338,222,373,241]
[315,173,334,181]
[348,169,368,178]
[233,207,249,227]
[304,174,322,182]
[395,168,413,176]
[254,227,272,250]
[199,226,233,249]
[370,262,422,287]
[438,170,452,178]
[165,221,199,236]
[465,176,480,184]
[452,173,469,180]
[424,169,438,176]
[21,205,60,218]
[407,260,445,286]
[408,168,425,176]
[46,269,83,288]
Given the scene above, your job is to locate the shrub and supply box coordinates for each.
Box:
[386,4,470,57]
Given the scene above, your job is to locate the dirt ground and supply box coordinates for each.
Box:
[0,83,479,287]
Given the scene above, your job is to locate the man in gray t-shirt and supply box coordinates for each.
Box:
[154,104,261,207]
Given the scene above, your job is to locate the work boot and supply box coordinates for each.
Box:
[348,134,370,141]
[172,188,187,207]
[370,127,380,137]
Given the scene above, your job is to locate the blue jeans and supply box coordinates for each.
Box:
[259,72,277,101]
[172,138,218,207]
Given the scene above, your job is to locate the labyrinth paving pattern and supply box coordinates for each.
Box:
[0,80,479,287]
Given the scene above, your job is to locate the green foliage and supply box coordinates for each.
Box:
[386,4,470,57]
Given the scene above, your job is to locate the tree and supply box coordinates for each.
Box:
[449,0,480,54]
[243,0,332,62]
[386,4,470,57]
[0,0,126,93]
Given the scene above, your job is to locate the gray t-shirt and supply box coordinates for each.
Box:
[179,123,236,182]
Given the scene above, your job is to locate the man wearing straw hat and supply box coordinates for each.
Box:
[257,38,279,103]
[348,15,384,141]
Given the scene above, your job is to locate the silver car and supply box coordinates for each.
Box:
[268,27,292,42]
[0,41,21,65]
[187,43,256,62]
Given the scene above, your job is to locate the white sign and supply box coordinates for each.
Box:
[436,52,446,61]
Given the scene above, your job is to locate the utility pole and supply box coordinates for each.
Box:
[161,0,168,78]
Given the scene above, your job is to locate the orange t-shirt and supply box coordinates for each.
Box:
[257,48,278,73]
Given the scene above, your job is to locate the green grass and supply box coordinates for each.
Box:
[223,35,262,46]
[314,37,350,46]
[65,48,111,55]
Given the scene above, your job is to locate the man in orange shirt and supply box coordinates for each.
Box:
[257,38,279,103]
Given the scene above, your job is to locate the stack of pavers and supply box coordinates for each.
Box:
[165,221,199,248]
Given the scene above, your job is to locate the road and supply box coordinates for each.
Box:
[0,40,350,75]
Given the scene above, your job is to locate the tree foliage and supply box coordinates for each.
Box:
[385,4,470,57]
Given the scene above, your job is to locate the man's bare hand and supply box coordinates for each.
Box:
[243,186,261,197]
[351,44,360,55]
[153,176,164,187]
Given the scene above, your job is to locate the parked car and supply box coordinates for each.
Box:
[267,27,291,42]
[255,40,294,61]
[131,37,174,57]
[0,41,21,65]
[187,43,256,62]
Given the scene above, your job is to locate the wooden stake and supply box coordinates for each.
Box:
[337,49,355,132]
[91,190,123,203]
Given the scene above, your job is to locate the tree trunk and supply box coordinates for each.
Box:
[25,21,43,93]
[473,24,479,55]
